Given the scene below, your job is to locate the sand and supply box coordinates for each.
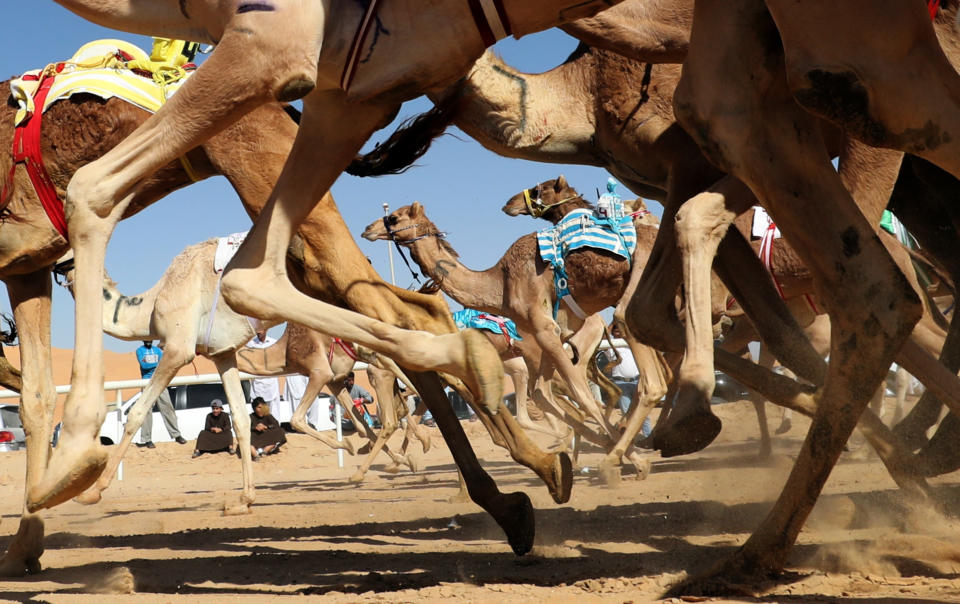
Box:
[3,398,960,602]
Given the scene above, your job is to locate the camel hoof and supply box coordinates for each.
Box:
[653,408,722,458]
[773,419,792,435]
[382,463,403,474]
[598,462,621,487]
[418,432,432,454]
[349,471,366,483]
[27,444,108,512]
[73,487,104,506]
[343,439,358,456]
[357,442,372,456]
[625,452,651,480]
[448,489,471,504]
[0,516,44,576]
[0,554,40,577]
[223,502,253,516]
[406,452,424,473]
[549,452,573,504]
[494,491,535,556]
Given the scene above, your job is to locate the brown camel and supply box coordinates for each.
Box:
[40,1,623,550]
[362,201,668,477]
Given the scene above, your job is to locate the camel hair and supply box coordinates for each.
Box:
[0,68,564,575]
[35,1,628,558]
[345,9,960,587]
[362,201,668,478]
[348,22,960,475]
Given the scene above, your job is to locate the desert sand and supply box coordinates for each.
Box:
[3,395,960,602]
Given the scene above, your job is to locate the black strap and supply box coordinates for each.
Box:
[383,216,422,285]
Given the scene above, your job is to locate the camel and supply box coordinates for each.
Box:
[234,323,433,481]
[0,44,569,573]
[39,2,626,552]
[362,201,668,478]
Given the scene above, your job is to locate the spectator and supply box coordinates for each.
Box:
[193,399,234,457]
[246,397,286,460]
[246,330,284,421]
[601,325,652,438]
[344,371,378,428]
[135,340,186,448]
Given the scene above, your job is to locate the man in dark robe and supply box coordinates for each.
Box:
[193,399,234,457]
[248,397,286,459]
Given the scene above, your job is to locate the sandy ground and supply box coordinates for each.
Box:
[3,399,960,602]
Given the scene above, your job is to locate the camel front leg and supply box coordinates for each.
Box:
[0,273,55,576]
[288,371,356,455]
[214,357,255,515]
[74,342,194,505]
[351,365,408,481]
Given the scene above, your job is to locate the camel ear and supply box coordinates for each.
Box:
[411,201,423,215]
[556,175,567,191]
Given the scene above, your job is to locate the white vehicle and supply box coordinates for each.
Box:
[99,382,335,445]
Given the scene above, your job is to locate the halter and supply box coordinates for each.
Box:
[381,216,447,285]
[522,184,582,218]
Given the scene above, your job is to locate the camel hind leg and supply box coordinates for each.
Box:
[289,370,356,455]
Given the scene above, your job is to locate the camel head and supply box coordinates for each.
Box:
[361,202,445,246]
[501,175,591,223]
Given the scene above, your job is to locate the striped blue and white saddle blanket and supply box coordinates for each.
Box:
[537,208,637,267]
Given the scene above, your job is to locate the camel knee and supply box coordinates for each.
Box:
[674,192,733,249]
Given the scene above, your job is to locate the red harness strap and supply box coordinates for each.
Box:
[2,72,69,239]
[327,337,360,365]
[478,313,513,348]
[758,215,819,314]
[929,0,941,19]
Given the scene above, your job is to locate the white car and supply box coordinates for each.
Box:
[99,382,335,445]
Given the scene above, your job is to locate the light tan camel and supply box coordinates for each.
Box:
[0,78,562,574]
[659,0,960,591]
[52,241,268,513]
[40,2,623,547]
[362,202,668,477]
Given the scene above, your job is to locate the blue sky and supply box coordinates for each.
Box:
[1,4,660,353]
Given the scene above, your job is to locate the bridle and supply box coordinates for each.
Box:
[522,184,582,218]
[381,215,447,285]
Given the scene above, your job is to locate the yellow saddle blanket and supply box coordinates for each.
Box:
[10,38,195,126]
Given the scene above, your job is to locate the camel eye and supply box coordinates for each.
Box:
[387,215,399,226]
[528,187,540,200]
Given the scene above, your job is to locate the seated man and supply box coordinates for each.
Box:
[193,399,234,458]
[247,397,286,460]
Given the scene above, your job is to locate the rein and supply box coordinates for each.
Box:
[522,185,583,218]
[381,217,447,285]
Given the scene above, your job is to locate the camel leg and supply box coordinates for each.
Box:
[213,357,255,515]
[350,366,405,482]
[75,341,195,505]
[892,365,909,427]
[372,355,431,453]
[0,273,55,576]
[405,398,431,454]
[409,371,535,555]
[670,0,922,587]
[507,356,567,440]
[289,371,356,455]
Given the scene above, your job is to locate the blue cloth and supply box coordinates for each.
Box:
[452,308,522,342]
[136,344,162,379]
[537,209,636,266]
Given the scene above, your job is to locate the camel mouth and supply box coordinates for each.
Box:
[360,226,384,242]
[501,202,523,216]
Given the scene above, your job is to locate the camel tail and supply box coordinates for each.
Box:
[346,91,462,177]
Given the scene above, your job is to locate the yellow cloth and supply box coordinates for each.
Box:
[10,39,194,127]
